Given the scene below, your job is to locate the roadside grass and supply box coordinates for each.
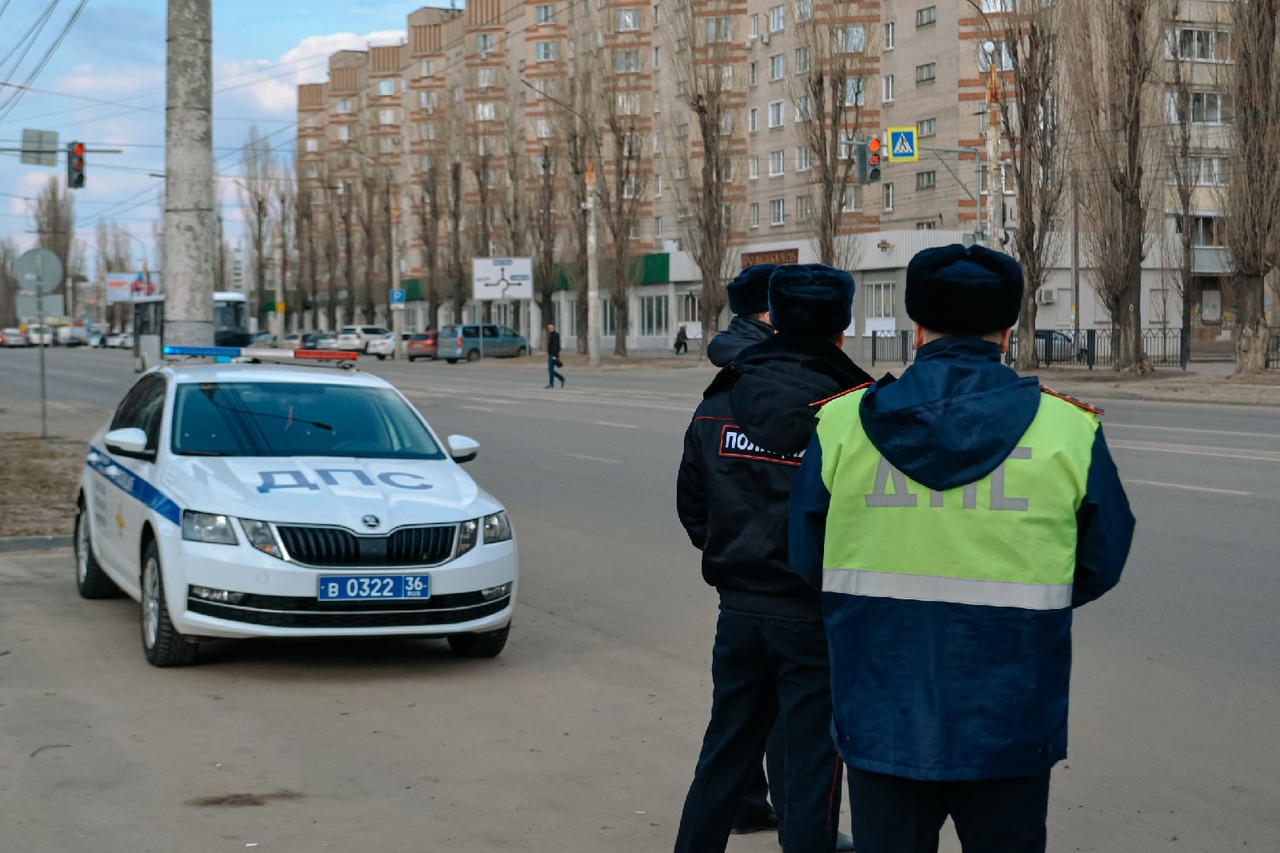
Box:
[0,433,82,537]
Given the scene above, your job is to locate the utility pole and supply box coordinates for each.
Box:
[1072,170,1080,340]
[984,42,1002,247]
[586,159,600,368]
[163,0,215,347]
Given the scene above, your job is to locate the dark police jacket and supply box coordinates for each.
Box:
[706,316,774,367]
[677,334,873,619]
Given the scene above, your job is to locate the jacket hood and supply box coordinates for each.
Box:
[715,334,872,454]
[706,316,774,366]
[859,337,1041,491]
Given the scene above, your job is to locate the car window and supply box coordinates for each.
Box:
[110,375,167,450]
[462,325,478,337]
[340,327,356,335]
[482,325,499,338]
[171,382,446,459]
[499,326,515,337]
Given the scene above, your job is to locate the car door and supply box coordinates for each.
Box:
[97,375,169,584]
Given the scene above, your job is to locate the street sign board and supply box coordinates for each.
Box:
[20,129,59,167]
[887,127,919,162]
[472,257,533,301]
[16,248,63,292]
[390,288,406,303]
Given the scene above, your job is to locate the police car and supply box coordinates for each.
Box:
[75,345,517,667]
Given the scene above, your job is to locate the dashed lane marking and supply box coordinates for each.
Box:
[1129,480,1252,497]
[564,453,622,464]
[592,421,641,429]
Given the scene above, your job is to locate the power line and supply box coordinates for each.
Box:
[0,0,91,124]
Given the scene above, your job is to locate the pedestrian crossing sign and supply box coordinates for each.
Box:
[887,127,919,162]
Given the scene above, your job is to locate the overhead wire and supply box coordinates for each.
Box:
[0,1,99,123]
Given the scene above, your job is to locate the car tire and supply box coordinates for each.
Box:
[516,346,527,357]
[466,349,480,363]
[75,500,121,599]
[445,358,458,364]
[408,355,416,363]
[140,539,198,667]
[447,624,509,658]
[376,353,386,361]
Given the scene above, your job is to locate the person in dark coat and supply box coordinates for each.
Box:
[706,264,777,367]
[545,323,564,389]
[675,325,689,355]
[674,264,873,853]
[789,244,1135,853]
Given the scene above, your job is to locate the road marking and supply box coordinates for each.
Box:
[1129,479,1252,496]
[459,405,495,412]
[1107,423,1280,440]
[592,421,641,429]
[564,453,621,464]
[1109,441,1280,464]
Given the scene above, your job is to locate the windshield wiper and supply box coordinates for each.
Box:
[178,450,233,457]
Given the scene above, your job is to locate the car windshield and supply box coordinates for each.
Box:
[171,381,445,459]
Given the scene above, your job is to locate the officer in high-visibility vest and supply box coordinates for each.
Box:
[788,244,1135,853]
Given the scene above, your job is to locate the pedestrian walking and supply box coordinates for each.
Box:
[545,323,565,389]
[674,264,873,853]
[674,325,689,355]
[789,244,1136,853]
[706,264,777,367]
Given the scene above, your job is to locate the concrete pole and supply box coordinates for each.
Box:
[984,47,1001,247]
[1072,170,1081,339]
[586,160,600,368]
[163,0,215,347]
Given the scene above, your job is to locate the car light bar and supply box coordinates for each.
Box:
[162,345,358,361]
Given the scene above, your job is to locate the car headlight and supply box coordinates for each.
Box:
[483,511,512,544]
[240,519,284,559]
[182,511,238,545]
[455,519,479,557]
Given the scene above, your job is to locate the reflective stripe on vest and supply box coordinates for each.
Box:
[815,389,1099,609]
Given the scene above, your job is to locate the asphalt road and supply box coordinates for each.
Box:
[1,346,1278,852]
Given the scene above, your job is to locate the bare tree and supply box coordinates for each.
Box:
[1223,0,1279,373]
[668,0,742,344]
[295,177,318,330]
[977,0,1069,370]
[470,149,496,323]
[411,152,444,330]
[563,72,596,353]
[239,126,274,326]
[357,156,384,325]
[501,111,530,334]
[94,221,134,331]
[316,163,343,332]
[446,159,468,323]
[1066,0,1164,372]
[792,0,877,268]
[1163,1,1198,356]
[530,142,561,331]
[32,175,79,309]
[0,238,19,327]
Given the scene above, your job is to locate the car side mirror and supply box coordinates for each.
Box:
[104,427,153,460]
[446,434,480,464]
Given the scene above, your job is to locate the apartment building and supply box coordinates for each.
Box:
[297,1,1241,355]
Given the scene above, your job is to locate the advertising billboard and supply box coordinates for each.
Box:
[106,271,162,303]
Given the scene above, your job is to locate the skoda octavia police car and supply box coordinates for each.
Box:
[75,347,517,666]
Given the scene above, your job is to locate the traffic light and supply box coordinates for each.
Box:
[67,141,86,189]
[856,136,882,185]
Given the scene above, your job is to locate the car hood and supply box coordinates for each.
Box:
[156,455,500,529]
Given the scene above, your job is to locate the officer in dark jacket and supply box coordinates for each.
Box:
[674,264,873,853]
[789,245,1135,853]
[706,264,777,367]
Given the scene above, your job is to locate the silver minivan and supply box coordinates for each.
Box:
[438,324,529,363]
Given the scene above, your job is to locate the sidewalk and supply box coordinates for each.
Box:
[1026,365,1280,408]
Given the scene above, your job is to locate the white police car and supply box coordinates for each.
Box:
[75,346,517,666]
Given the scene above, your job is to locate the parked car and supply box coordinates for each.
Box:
[1011,330,1088,365]
[366,333,397,360]
[438,324,529,363]
[283,332,304,348]
[105,332,134,349]
[407,331,438,362]
[75,359,517,666]
[336,325,391,353]
[252,331,277,346]
[312,332,338,350]
[88,332,106,348]
[26,324,55,346]
[1,328,30,347]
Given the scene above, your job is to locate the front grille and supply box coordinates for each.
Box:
[187,590,510,629]
[276,524,456,568]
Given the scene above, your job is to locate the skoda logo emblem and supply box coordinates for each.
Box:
[361,515,380,530]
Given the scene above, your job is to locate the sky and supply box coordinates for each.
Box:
[0,0,427,272]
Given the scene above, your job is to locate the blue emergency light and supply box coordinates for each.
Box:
[162,345,358,361]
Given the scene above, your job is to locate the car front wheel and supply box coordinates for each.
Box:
[75,501,121,599]
[447,625,509,658]
[140,540,198,667]
[516,346,527,357]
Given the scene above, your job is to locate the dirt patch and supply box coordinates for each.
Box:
[185,790,306,808]
[0,433,84,538]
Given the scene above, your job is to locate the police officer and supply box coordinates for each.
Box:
[675,264,873,853]
[789,244,1135,853]
[706,264,777,367]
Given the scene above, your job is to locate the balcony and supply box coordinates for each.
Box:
[1192,246,1230,275]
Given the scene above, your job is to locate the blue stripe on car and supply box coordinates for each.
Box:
[85,449,182,525]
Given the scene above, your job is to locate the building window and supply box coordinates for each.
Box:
[616,49,640,72]
[654,174,663,197]
[653,4,660,25]
[916,220,937,230]
[770,4,785,32]
[536,118,552,138]
[769,149,785,177]
[980,0,1013,10]
[770,53,785,81]
[1173,155,1229,185]
[845,77,865,106]
[304,138,319,153]
[795,96,812,121]
[1186,91,1230,124]
[378,108,397,125]
[768,100,785,128]
[653,131,663,153]
[653,46,661,69]
[640,295,669,336]
[883,74,895,103]
[720,111,735,134]
[841,185,861,211]
[476,33,495,52]
[749,61,759,87]
[377,79,395,96]
[916,5,936,26]
[706,17,732,42]
[1189,215,1224,246]
[867,282,895,319]
[336,98,351,113]
[838,25,865,52]
[617,8,639,30]
[748,107,759,132]
[654,215,663,238]
[379,137,395,154]
[1171,28,1233,63]
[676,160,688,179]
[421,121,436,140]
[884,182,894,210]
[796,146,812,171]
[601,298,617,337]
[419,90,438,109]
[476,102,496,121]
[617,92,641,115]
[535,4,555,23]
[917,117,937,137]
[751,13,760,37]
[749,155,760,180]
[477,69,496,89]
[884,21,895,50]
[916,170,937,190]
[536,41,557,62]
[420,59,437,76]
[796,0,812,23]
[978,41,1013,72]
[770,198,785,225]
[797,195,813,221]
[916,62,937,83]
[676,122,690,137]
[336,125,349,142]
[795,47,811,73]
[750,202,760,228]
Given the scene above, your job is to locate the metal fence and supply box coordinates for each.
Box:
[869,330,914,367]
[1268,328,1280,368]
[1005,328,1188,370]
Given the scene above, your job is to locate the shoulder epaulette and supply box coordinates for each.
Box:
[810,381,874,408]
[1040,384,1104,416]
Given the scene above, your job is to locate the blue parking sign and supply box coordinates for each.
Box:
[390,288,406,304]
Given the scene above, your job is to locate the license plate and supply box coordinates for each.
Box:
[317,575,431,601]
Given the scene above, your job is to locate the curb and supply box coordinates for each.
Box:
[1043,386,1280,409]
[0,535,72,553]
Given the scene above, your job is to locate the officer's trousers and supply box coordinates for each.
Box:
[673,609,842,853]
[846,767,1051,853]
